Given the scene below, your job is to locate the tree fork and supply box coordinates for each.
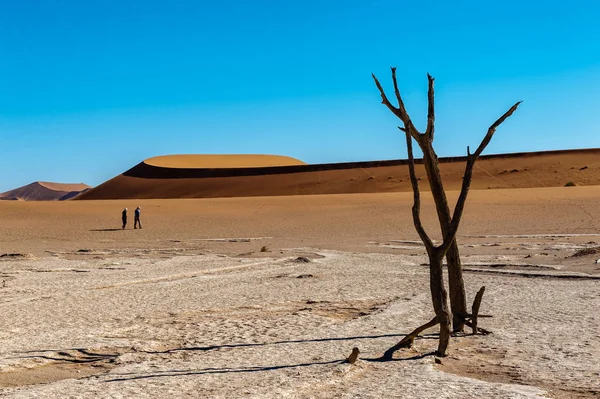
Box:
[417,135,468,333]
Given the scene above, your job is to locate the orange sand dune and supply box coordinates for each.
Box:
[0,182,91,201]
[78,149,600,200]
[145,154,306,168]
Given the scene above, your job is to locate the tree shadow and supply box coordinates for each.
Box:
[105,359,344,382]
[363,351,436,363]
[17,333,414,357]
[104,352,437,383]
[17,332,442,359]
[13,348,121,364]
[141,332,437,355]
[15,333,440,383]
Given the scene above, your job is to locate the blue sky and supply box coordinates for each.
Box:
[1,0,599,192]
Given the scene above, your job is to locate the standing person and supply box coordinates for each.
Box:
[122,208,128,230]
[134,206,142,229]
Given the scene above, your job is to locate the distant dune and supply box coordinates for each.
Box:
[0,182,92,201]
[77,149,600,200]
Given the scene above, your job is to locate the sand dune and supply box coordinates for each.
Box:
[144,154,306,168]
[0,182,91,201]
[78,149,600,200]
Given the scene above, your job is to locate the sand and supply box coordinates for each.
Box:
[144,154,307,169]
[78,149,600,200]
[1,187,599,398]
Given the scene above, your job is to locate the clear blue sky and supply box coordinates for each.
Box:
[1,0,599,192]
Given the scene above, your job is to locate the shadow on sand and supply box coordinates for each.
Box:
[90,228,122,232]
[103,352,435,382]
[15,333,439,383]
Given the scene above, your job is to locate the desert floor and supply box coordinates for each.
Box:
[0,187,599,398]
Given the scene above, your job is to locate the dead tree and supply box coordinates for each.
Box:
[373,68,520,356]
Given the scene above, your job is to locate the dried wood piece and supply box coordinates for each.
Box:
[471,286,486,334]
[346,347,360,364]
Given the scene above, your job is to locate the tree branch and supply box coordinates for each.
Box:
[426,74,435,140]
[391,67,417,133]
[383,316,439,359]
[472,101,522,158]
[439,156,475,255]
[372,73,400,115]
[405,131,434,251]
[372,70,418,136]
[440,101,522,254]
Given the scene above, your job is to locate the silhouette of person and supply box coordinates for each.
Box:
[134,206,142,229]
[122,208,128,230]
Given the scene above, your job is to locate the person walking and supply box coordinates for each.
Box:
[134,206,142,229]
[122,208,128,230]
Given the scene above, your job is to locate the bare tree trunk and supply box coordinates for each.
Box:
[446,244,467,331]
[429,249,451,356]
[417,138,468,332]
